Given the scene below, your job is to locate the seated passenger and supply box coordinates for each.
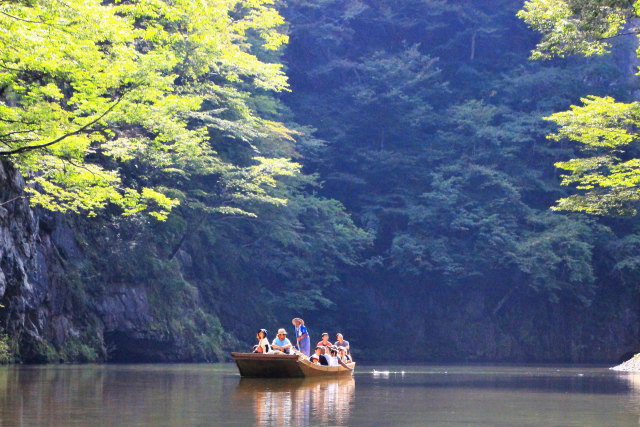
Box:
[271,328,293,354]
[253,329,270,353]
[327,347,340,367]
[310,347,323,365]
[316,332,332,348]
[334,333,350,355]
[338,346,351,363]
[318,346,329,366]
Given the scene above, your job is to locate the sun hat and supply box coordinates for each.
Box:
[277,328,287,335]
[291,318,304,325]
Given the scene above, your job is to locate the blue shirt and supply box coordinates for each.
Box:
[272,337,292,348]
[297,325,308,338]
[296,324,310,356]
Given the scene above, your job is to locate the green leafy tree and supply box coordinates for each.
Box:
[519,0,640,215]
[517,0,633,59]
[0,0,293,219]
[0,0,373,362]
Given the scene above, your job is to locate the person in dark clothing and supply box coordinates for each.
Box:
[317,346,330,366]
[310,346,323,364]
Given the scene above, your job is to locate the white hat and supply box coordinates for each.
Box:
[277,328,287,335]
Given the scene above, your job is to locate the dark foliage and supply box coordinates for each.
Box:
[280,0,640,362]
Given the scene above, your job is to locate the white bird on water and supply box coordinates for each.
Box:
[372,370,406,376]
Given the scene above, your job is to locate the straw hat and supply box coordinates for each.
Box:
[291,318,304,325]
[277,328,287,335]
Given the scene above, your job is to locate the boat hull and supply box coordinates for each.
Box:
[231,352,355,378]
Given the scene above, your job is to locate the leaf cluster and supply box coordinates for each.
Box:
[0,0,293,220]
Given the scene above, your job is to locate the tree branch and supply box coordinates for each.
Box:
[598,29,640,41]
[60,156,112,182]
[0,129,33,140]
[0,10,58,25]
[0,95,125,156]
[0,61,22,72]
[0,116,38,125]
[0,9,72,32]
[168,212,209,261]
[0,195,28,206]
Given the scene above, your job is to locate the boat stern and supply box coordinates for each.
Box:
[231,353,305,378]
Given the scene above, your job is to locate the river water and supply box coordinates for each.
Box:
[1,363,639,426]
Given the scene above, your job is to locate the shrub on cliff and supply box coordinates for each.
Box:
[0,334,12,364]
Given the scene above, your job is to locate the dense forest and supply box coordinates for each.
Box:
[1,0,640,363]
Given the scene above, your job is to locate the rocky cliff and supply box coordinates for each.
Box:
[0,161,229,362]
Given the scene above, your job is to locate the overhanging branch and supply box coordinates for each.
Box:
[0,95,125,156]
[0,129,34,140]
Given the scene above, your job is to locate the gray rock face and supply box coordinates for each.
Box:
[0,160,49,360]
[0,161,187,362]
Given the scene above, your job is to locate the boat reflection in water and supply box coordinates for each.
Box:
[234,376,355,426]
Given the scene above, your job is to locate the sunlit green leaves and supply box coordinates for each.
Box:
[520,1,640,215]
[540,88,640,215]
[545,96,640,213]
[546,96,640,149]
[0,0,292,220]
[518,0,629,59]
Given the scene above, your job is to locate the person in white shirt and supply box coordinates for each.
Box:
[338,346,351,363]
[327,346,340,366]
[310,346,323,364]
[253,329,270,353]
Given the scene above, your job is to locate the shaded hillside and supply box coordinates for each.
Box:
[279,0,640,362]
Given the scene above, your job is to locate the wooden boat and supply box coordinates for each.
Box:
[231,352,356,378]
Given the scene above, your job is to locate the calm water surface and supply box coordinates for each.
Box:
[0,363,639,426]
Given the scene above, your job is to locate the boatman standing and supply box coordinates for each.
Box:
[292,318,310,356]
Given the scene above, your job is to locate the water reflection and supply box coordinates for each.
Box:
[614,371,640,424]
[234,377,355,426]
[619,371,640,391]
[3,364,640,426]
[0,364,247,426]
